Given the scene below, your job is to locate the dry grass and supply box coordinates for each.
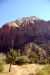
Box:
[0,64,44,75]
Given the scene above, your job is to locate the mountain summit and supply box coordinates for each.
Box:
[2,16,41,28]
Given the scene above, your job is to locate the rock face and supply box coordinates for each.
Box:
[0,16,50,50]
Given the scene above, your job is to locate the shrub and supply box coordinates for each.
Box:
[0,63,4,72]
[47,57,50,64]
[0,53,6,64]
[16,56,30,65]
[38,59,48,64]
[28,53,38,63]
[36,65,50,75]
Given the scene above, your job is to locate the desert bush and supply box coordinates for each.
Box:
[0,53,6,64]
[16,56,30,65]
[28,53,38,63]
[36,64,50,75]
[47,57,50,64]
[38,59,48,64]
[0,63,4,72]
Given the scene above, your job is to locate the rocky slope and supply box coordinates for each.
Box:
[0,16,50,51]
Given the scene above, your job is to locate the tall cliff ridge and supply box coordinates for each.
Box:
[0,16,50,50]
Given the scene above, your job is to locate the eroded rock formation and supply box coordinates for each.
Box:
[0,16,50,51]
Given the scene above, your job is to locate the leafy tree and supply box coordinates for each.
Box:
[6,49,17,72]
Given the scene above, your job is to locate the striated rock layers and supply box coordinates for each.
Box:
[0,16,50,50]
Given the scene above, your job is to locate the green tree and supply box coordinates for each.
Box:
[6,49,17,72]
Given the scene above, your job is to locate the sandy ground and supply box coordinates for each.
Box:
[0,64,44,75]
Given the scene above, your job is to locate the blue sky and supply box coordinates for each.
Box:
[0,0,50,27]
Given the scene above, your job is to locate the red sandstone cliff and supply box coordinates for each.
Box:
[0,16,50,50]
